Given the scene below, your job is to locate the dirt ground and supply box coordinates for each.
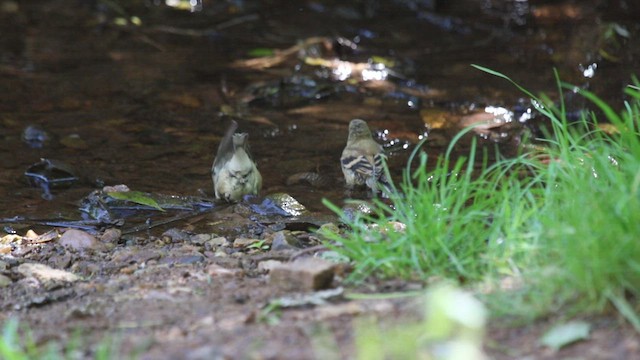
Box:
[2,202,640,359]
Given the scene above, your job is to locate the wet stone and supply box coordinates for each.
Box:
[22,124,51,148]
[269,231,302,250]
[318,222,340,235]
[269,258,336,291]
[59,229,105,252]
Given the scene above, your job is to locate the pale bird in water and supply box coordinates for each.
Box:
[341,118,392,197]
[212,120,262,202]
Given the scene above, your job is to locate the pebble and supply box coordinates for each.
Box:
[269,258,335,291]
[162,228,192,243]
[206,263,241,277]
[207,236,228,247]
[59,229,105,252]
[190,233,211,245]
[0,274,11,287]
[16,263,79,285]
[257,260,283,273]
[100,228,122,243]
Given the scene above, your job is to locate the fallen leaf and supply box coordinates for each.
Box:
[106,191,165,211]
[540,321,591,350]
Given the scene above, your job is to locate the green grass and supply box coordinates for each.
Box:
[323,67,640,324]
[0,318,128,360]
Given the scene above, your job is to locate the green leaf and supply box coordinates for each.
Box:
[106,191,165,211]
[539,321,591,350]
[247,48,275,57]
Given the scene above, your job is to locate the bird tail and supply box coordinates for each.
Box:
[369,153,396,198]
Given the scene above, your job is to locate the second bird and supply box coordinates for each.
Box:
[212,120,262,202]
[341,118,392,197]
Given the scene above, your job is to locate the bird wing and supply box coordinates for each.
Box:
[341,155,374,183]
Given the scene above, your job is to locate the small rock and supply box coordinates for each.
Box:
[17,263,79,284]
[59,229,105,252]
[269,231,301,250]
[103,184,130,193]
[190,233,211,245]
[265,193,307,216]
[0,244,11,254]
[0,274,11,287]
[162,228,192,243]
[341,201,374,222]
[318,222,340,235]
[257,260,284,273]
[25,229,39,239]
[49,253,72,269]
[0,260,8,271]
[207,236,228,247]
[213,250,228,257]
[111,247,163,264]
[269,258,335,291]
[100,228,121,243]
[159,254,204,266]
[233,237,260,248]
[206,263,241,277]
[70,261,101,276]
[120,265,136,275]
[0,234,21,244]
[159,245,205,265]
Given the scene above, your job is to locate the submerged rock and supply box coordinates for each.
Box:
[248,193,308,217]
[22,124,51,148]
[266,193,307,216]
[24,158,79,200]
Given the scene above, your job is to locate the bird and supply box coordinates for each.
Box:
[212,120,262,202]
[340,118,392,197]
